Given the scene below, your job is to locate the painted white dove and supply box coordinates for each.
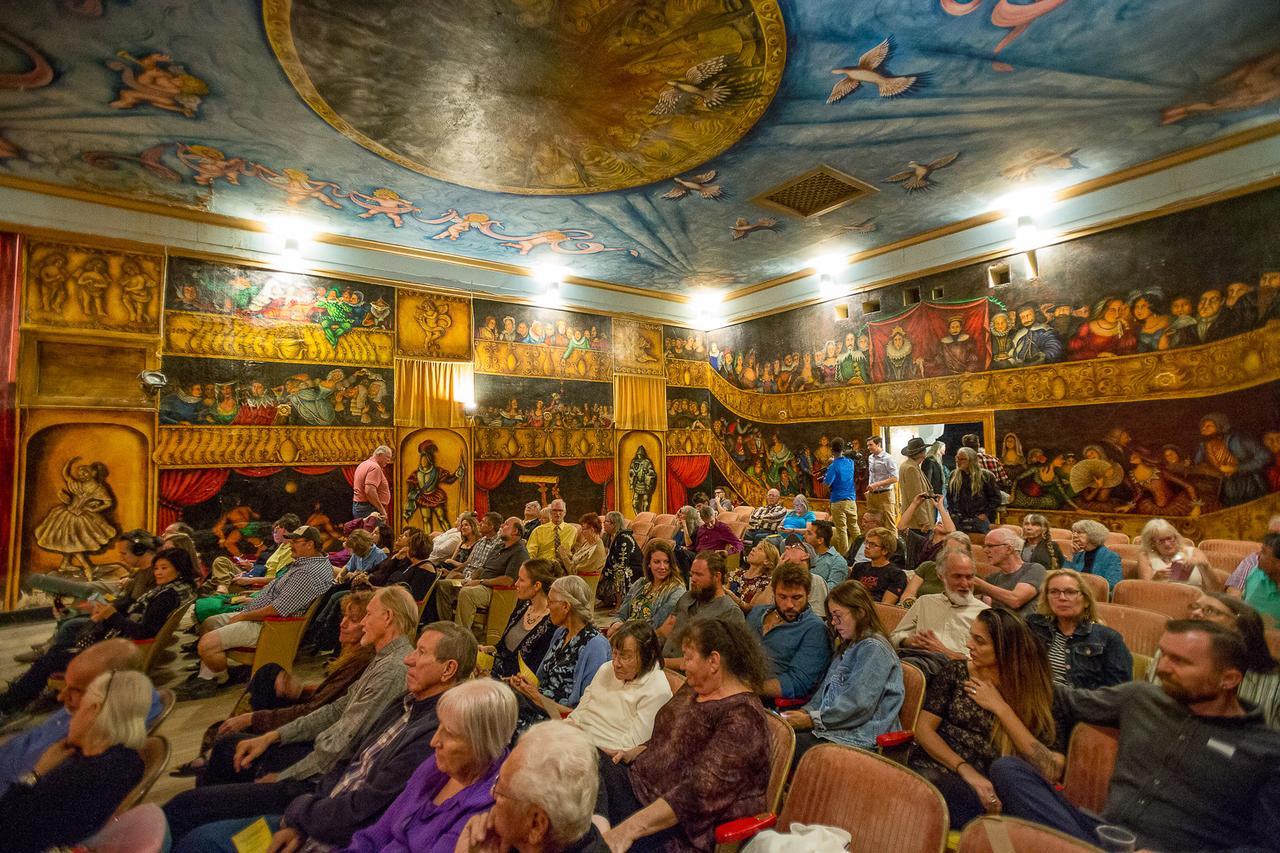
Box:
[839,218,877,233]
[662,170,723,200]
[883,152,959,192]
[828,37,919,103]
[652,56,729,115]
[1001,148,1082,181]
[730,217,778,239]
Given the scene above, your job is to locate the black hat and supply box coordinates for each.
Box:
[902,437,929,457]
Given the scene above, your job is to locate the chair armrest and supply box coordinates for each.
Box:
[264,613,309,622]
[131,637,157,646]
[715,813,778,845]
[490,581,517,591]
[875,730,914,749]
[773,696,808,710]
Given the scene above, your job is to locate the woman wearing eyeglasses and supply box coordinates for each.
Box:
[1026,570,1132,689]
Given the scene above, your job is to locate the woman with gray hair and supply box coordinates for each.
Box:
[599,510,640,608]
[1020,513,1064,570]
[508,575,611,724]
[6,670,151,853]
[342,679,518,853]
[1063,519,1123,591]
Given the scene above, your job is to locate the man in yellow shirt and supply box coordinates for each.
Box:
[526,498,576,564]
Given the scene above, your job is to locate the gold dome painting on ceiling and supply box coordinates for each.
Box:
[264,0,785,195]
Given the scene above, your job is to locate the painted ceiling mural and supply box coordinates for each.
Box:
[0,2,1278,292]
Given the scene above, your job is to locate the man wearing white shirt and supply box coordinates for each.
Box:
[891,552,988,659]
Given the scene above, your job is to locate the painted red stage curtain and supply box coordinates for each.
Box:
[584,459,615,513]
[475,459,613,516]
[158,469,231,530]
[667,455,710,513]
[867,297,991,382]
[473,461,513,516]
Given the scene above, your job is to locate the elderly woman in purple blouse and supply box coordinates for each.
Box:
[341,679,517,853]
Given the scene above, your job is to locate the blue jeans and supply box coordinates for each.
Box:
[352,501,375,519]
[172,815,282,853]
[989,756,1101,843]
[24,574,117,600]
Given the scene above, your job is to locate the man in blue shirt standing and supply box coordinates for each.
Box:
[823,438,859,556]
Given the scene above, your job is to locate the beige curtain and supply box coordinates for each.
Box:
[614,374,667,431]
[395,358,471,428]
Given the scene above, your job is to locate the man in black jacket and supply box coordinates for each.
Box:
[165,621,477,849]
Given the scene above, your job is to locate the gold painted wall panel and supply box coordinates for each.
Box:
[473,428,614,460]
[155,426,394,467]
[396,292,471,360]
[23,240,163,334]
[22,333,155,409]
[164,311,394,366]
[618,431,663,518]
[399,427,470,532]
[612,319,664,377]
[474,340,611,382]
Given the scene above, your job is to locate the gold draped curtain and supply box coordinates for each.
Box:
[395,358,471,428]
[614,374,667,431]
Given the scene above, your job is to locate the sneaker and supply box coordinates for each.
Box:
[14,648,45,663]
[173,677,223,701]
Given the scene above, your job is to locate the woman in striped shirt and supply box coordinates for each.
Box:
[1026,569,1131,690]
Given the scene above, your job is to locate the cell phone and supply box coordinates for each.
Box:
[88,592,109,605]
[1168,561,1192,583]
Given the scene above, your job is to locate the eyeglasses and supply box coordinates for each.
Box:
[1047,588,1082,598]
[984,542,1011,551]
[1188,602,1231,619]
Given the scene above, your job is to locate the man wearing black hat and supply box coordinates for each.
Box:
[899,437,936,532]
[177,526,334,700]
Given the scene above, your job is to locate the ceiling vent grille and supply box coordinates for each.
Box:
[751,164,877,219]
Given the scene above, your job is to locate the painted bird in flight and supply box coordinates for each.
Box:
[828,37,920,103]
[662,170,724,200]
[839,218,877,233]
[652,56,730,115]
[1001,148,1082,181]
[730,217,779,240]
[883,152,959,192]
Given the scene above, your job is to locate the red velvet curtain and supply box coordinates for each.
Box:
[158,469,231,530]
[666,455,710,513]
[0,232,19,602]
[472,461,513,516]
[584,459,615,514]
[475,459,613,516]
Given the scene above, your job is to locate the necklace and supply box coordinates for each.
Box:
[523,604,547,628]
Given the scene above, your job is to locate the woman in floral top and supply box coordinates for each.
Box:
[726,539,778,613]
[508,574,610,723]
[608,540,686,638]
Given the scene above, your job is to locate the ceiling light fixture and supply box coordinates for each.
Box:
[1014,215,1039,248]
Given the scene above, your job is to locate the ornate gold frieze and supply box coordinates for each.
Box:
[473,340,612,382]
[472,428,614,460]
[23,240,164,335]
[164,311,394,366]
[155,426,394,467]
[665,429,716,456]
[668,323,1280,423]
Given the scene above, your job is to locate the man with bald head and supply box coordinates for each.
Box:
[455,516,530,633]
[0,638,161,793]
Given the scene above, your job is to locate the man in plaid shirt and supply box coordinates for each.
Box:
[177,525,334,700]
[963,433,1011,492]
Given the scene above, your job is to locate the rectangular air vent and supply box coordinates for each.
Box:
[752,165,878,219]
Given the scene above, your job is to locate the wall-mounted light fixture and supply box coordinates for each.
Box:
[531,261,568,306]
[264,216,316,270]
[688,288,725,331]
[810,252,848,300]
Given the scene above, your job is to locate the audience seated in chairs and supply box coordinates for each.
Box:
[1063,520,1123,592]
[608,540,687,638]
[974,528,1047,618]
[845,508,906,568]
[5,669,152,853]
[891,551,990,665]
[366,527,437,601]
[743,489,788,550]
[559,512,607,577]
[0,547,196,718]
[777,494,816,536]
[1223,514,1280,594]
[781,580,904,766]
[165,622,478,852]
[520,500,542,540]
[482,558,564,679]
[992,621,1280,852]
[659,551,746,670]
[507,575,611,725]
[1135,518,1217,590]
[947,447,1003,534]
[896,494,956,571]
[849,526,909,604]
[805,520,849,589]
[599,511,641,609]
[177,525,336,700]
[0,638,161,794]
[909,608,1061,830]
[435,512,505,621]
[693,504,744,556]
[726,539,778,614]
[227,513,299,590]
[1144,591,1280,728]
[194,585,416,785]
[901,531,972,605]
[456,720,608,853]
[1244,532,1280,629]
[173,589,376,778]
[435,512,480,572]
[455,516,531,633]
[748,560,832,702]
[1019,514,1066,571]
[1028,570,1132,689]
[596,616,772,852]
[566,621,672,752]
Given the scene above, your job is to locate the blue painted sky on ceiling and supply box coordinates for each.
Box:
[0,0,1277,294]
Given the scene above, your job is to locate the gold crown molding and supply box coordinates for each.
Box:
[725,122,1280,304]
[472,427,614,460]
[1005,492,1280,543]
[164,311,394,367]
[473,340,613,383]
[668,322,1280,423]
[154,426,393,467]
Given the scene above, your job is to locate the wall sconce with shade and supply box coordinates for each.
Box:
[531,261,567,306]
[264,216,317,270]
[687,288,724,331]
[810,252,848,300]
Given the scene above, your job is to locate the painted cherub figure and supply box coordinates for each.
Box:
[117,258,156,323]
[349,187,421,227]
[176,144,250,186]
[107,51,208,117]
[35,252,70,313]
[74,256,112,318]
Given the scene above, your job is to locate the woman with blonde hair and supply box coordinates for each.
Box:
[910,608,1061,829]
[726,538,778,612]
[1027,569,1131,689]
[509,575,611,723]
[609,540,686,636]
[946,447,1002,533]
[6,670,152,852]
[1136,518,1216,590]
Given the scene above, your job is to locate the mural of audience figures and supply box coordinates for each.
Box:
[708,397,870,499]
[179,468,355,553]
[166,257,395,345]
[995,383,1280,515]
[664,185,1280,392]
[473,299,611,354]
[667,388,711,429]
[158,356,392,426]
[472,375,613,429]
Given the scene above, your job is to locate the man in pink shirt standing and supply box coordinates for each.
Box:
[352,445,393,519]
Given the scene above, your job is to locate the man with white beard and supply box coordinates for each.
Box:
[890,551,988,659]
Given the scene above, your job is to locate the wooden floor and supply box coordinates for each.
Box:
[0,615,327,807]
